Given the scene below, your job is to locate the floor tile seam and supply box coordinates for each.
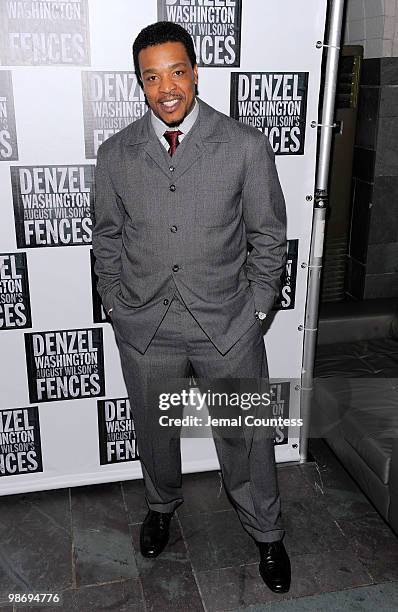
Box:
[194,560,259,575]
[349,530,397,563]
[327,510,382,522]
[0,596,30,608]
[281,495,349,520]
[335,514,397,546]
[134,575,148,612]
[120,482,137,532]
[124,507,238,526]
[52,576,142,592]
[353,557,380,586]
[325,532,379,585]
[282,579,398,601]
[73,578,149,612]
[165,540,354,571]
[175,511,208,611]
[122,497,148,600]
[200,577,387,612]
[333,519,346,537]
[192,562,326,612]
[220,580,398,612]
[0,578,147,609]
[299,465,360,497]
[190,546,382,576]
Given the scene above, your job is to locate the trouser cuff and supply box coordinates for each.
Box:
[146,499,183,514]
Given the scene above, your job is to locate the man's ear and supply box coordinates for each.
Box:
[193,64,198,85]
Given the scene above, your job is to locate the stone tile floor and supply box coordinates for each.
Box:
[0,439,397,611]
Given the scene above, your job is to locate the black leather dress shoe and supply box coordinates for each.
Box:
[140,510,174,558]
[258,541,291,593]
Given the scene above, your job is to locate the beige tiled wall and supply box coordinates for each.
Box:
[344,0,398,57]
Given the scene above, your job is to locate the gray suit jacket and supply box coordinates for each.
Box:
[92,97,287,355]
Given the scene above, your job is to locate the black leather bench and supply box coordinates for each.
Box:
[312,298,398,535]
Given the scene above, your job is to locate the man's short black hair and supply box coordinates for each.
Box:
[133,21,197,87]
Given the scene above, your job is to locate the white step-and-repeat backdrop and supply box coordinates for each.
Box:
[0,0,327,494]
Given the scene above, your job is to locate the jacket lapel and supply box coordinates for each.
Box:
[126,111,171,180]
[125,97,230,182]
[144,115,174,180]
[171,121,204,182]
[172,98,230,181]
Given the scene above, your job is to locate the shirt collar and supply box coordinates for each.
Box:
[150,97,199,140]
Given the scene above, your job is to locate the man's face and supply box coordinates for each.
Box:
[138,41,198,127]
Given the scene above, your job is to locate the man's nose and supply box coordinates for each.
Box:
[159,75,175,92]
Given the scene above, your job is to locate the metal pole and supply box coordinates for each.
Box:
[299,0,346,462]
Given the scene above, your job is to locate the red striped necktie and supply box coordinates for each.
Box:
[164,130,183,156]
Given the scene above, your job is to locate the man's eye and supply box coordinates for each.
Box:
[174,70,184,76]
[146,75,157,81]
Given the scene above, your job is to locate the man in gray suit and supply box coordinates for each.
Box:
[92,21,290,593]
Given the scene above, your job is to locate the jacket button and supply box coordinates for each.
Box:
[163,299,169,305]
[170,225,177,232]
[169,166,175,172]
[172,264,179,272]
[169,184,176,192]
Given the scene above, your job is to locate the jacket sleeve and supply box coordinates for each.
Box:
[92,144,126,313]
[242,134,287,314]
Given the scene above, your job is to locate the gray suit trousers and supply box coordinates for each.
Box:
[115,290,284,543]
